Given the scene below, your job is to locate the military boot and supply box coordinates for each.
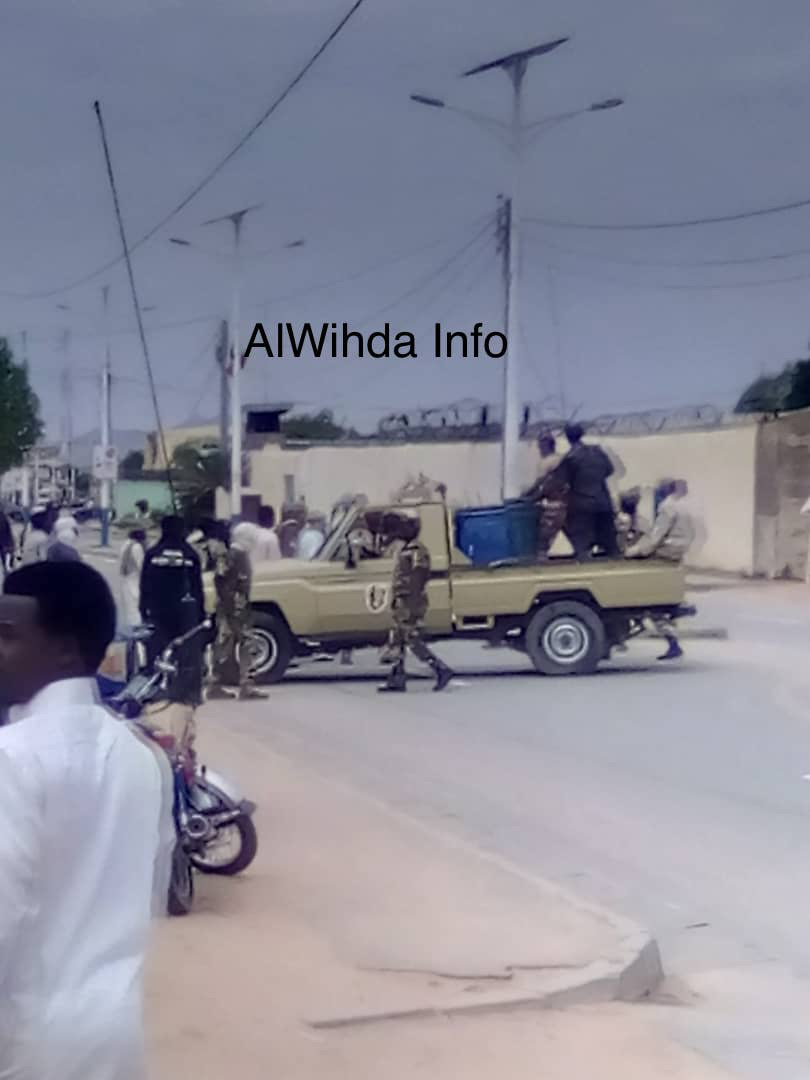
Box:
[432,663,455,693]
[657,636,683,661]
[378,663,407,693]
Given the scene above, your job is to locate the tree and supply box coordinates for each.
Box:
[120,449,145,479]
[736,351,810,414]
[0,337,42,473]
[172,441,227,520]
[281,409,356,441]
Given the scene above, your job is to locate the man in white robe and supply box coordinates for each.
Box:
[0,560,169,1080]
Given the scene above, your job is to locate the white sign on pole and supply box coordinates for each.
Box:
[92,445,118,481]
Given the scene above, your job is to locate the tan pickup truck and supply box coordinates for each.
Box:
[245,499,694,683]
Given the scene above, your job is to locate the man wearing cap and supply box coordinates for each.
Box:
[379,511,455,693]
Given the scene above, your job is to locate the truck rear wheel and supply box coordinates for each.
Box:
[525,601,605,676]
[245,612,294,684]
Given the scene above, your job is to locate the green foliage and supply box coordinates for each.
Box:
[0,337,43,473]
[120,449,145,479]
[736,355,810,414]
[171,441,226,521]
[281,409,355,441]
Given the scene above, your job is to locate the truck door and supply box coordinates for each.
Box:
[313,504,452,637]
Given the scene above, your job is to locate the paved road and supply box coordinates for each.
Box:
[211,583,810,1080]
[80,537,810,1076]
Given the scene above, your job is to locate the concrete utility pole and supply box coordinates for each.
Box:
[496,195,513,477]
[215,318,230,468]
[411,38,623,499]
[99,285,113,546]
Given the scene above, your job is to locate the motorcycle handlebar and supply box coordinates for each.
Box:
[158,618,213,666]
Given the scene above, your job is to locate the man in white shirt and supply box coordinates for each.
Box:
[254,505,281,562]
[20,507,51,565]
[0,561,168,1079]
[296,512,326,560]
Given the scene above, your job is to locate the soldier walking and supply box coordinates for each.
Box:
[204,521,267,701]
[378,511,455,693]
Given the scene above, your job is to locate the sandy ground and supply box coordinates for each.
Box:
[145,713,733,1078]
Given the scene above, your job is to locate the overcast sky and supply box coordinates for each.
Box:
[2,0,810,441]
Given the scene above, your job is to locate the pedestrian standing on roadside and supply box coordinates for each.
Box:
[0,561,170,1080]
[204,521,267,701]
[120,528,147,628]
[0,510,13,576]
[378,511,455,694]
[20,509,51,566]
[46,519,82,563]
[254,505,281,562]
[140,515,205,664]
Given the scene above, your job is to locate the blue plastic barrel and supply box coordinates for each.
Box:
[454,500,537,565]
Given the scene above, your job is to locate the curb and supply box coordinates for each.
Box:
[294,768,665,1033]
[308,933,663,1031]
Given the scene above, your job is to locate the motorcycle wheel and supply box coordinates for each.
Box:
[190,812,258,877]
[167,843,194,916]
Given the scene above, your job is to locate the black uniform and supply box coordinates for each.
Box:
[140,538,205,660]
[559,443,618,559]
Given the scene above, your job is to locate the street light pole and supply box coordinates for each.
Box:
[230,213,244,521]
[202,203,262,521]
[502,57,527,500]
[412,37,622,499]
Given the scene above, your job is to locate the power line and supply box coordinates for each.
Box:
[15,217,494,349]
[523,233,810,292]
[354,216,495,329]
[255,213,494,309]
[537,237,810,270]
[0,0,368,301]
[526,192,810,232]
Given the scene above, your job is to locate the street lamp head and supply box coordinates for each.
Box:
[169,237,192,246]
[285,239,305,249]
[589,97,624,112]
[410,93,446,109]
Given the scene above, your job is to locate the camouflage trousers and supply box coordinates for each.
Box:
[212,609,256,691]
[383,612,441,669]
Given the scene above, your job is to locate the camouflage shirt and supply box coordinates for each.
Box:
[209,539,252,617]
[392,539,431,617]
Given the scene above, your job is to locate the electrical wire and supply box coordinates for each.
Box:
[526,192,810,232]
[523,232,810,292]
[0,0,368,301]
[254,213,494,309]
[353,216,495,329]
[16,216,495,349]
[94,100,176,506]
[533,235,810,270]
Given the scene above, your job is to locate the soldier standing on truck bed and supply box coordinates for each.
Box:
[378,511,455,694]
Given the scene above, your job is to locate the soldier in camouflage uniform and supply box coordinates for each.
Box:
[204,521,267,701]
[378,511,455,693]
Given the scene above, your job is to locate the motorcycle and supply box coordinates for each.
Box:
[101,620,258,916]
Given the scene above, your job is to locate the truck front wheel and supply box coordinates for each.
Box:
[245,612,294,684]
[525,601,605,676]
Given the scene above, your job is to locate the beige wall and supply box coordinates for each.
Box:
[240,422,759,574]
